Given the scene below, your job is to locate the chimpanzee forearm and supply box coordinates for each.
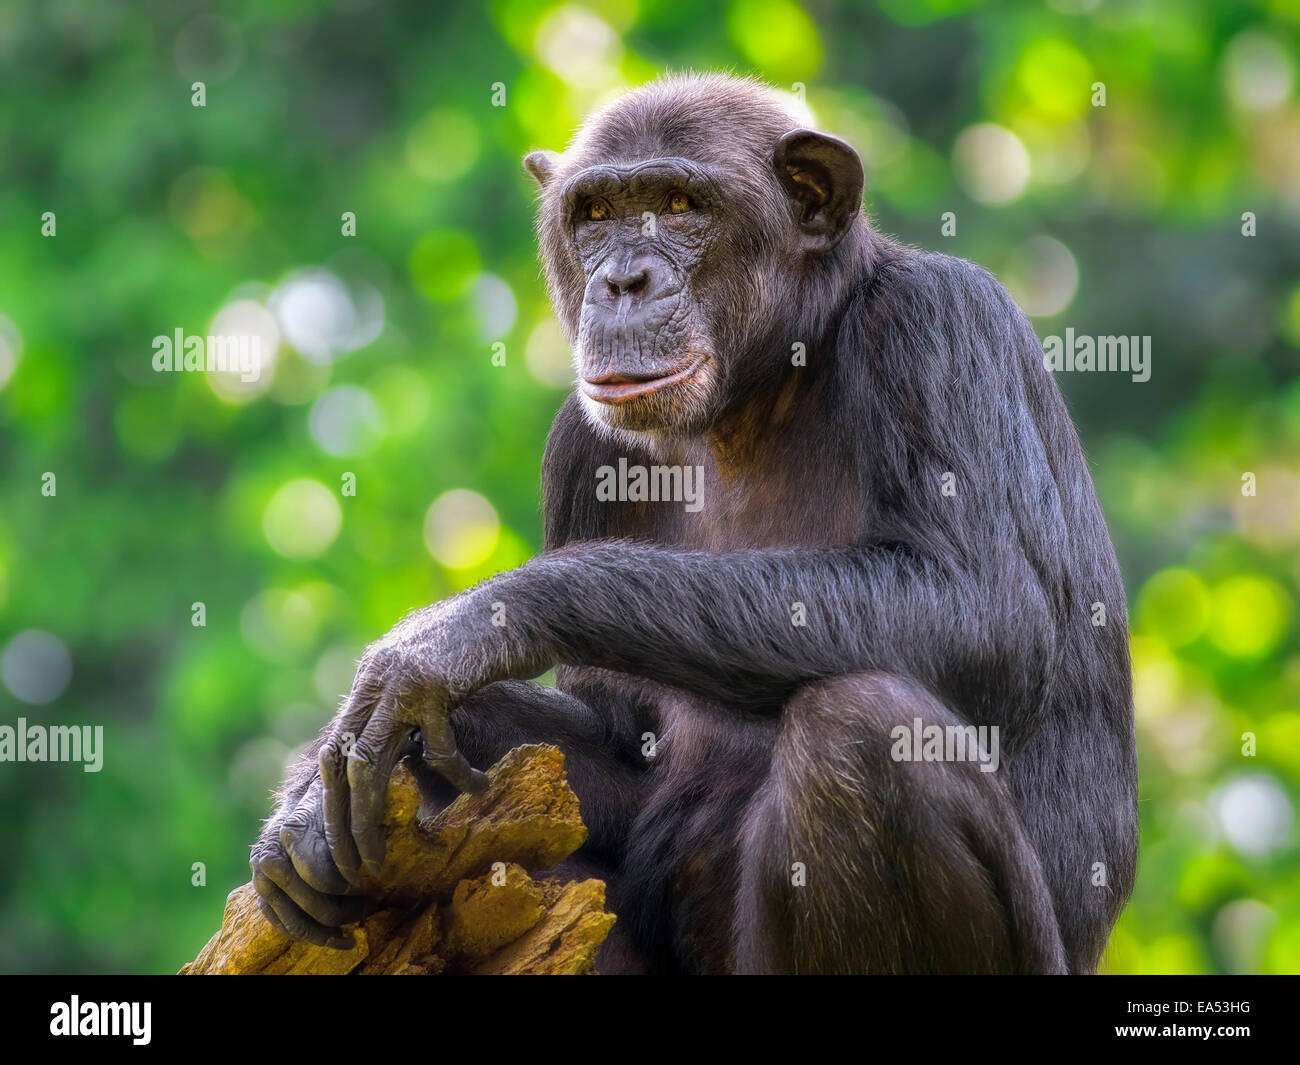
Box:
[452,541,1056,720]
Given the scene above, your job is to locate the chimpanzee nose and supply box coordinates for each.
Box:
[604,260,651,298]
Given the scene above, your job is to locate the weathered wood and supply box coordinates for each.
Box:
[181,744,614,975]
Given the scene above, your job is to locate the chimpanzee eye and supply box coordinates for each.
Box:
[668,191,692,214]
[586,198,613,221]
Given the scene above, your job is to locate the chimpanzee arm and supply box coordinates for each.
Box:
[318,535,1059,877]
[456,541,1055,714]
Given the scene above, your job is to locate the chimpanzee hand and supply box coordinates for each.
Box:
[317,599,495,884]
[252,588,538,947]
[249,774,368,948]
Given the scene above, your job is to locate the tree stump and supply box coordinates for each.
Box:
[181,744,615,975]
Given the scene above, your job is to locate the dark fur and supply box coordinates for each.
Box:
[254,73,1137,974]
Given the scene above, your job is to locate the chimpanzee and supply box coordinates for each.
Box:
[249,73,1138,974]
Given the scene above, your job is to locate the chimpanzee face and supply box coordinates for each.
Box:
[558,155,725,433]
[525,75,864,438]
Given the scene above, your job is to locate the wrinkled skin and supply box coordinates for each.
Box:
[250,595,527,946]
[565,158,723,433]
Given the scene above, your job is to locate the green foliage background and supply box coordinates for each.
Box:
[1,0,1298,974]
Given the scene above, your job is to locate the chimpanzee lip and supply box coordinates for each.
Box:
[580,353,705,405]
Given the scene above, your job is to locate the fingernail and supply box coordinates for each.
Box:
[363,859,382,877]
[328,936,355,951]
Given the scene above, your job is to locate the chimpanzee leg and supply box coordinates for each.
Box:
[734,672,1067,974]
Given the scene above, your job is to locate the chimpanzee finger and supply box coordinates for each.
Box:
[257,896,290,937]
[252,870,354,950]
[320,739,364,886]
[347,692,419,876]
[260,849,366,929]
[320,663,385,817]
[417,709,488,794]
[279,785,354,897]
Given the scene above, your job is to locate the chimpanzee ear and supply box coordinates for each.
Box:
[524,149,560,189]
[774,129,864,252]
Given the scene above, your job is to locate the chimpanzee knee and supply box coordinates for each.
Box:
[735,671,1067,974]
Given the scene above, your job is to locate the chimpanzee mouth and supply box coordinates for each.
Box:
[580,353,706,406]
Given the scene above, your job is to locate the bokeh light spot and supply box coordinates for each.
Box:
[471,274,518,341]
[1222,31,1294,112]
[1210,774,1293,856]
[525,317,575,388]
[535,6,623,90]
[263,479,342,559]
[1013,37,1094,121]
[309,385,385,456]
[727,0,823,81]
[205,298,280,403]
[269,269,383,364]
[424,490,500,569]
[1136,568,1210,648]
[1004,235,1079,317]
[953,124,1030,205]
[1,630,72,705]
[1207,575,1290,659]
